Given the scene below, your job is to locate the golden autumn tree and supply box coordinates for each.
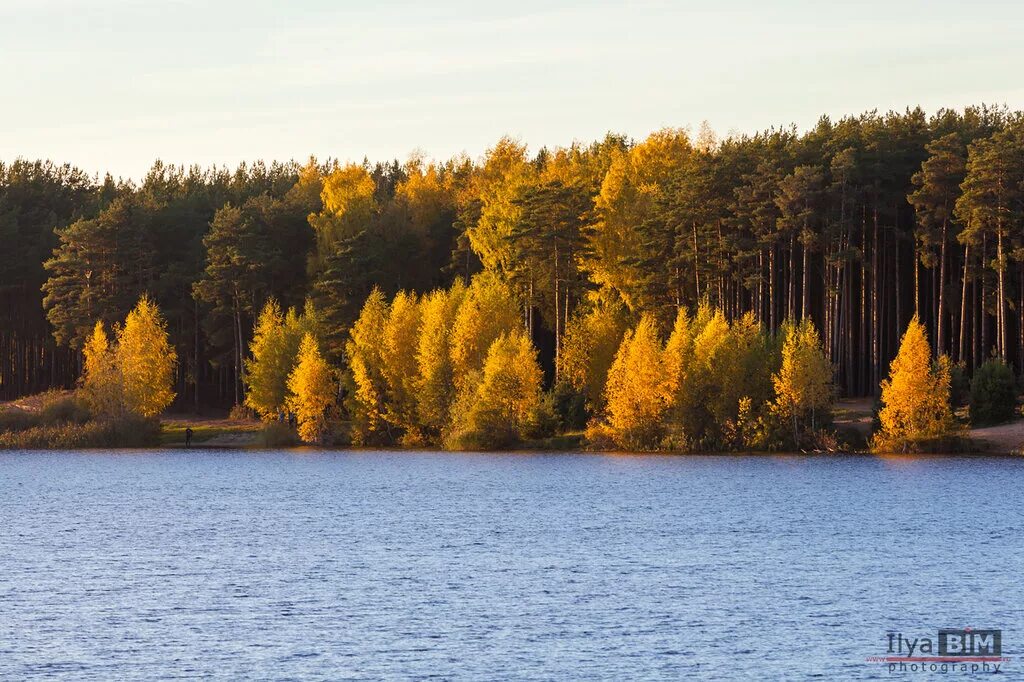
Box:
[445,331,547,449]
[415,281,466,440]
[115,296,177,417]
[245,299,292,418]
[466,137,536,275]
[771,318,833,445]
[450,272,521,390]
[80,320,123,417]
[873,316,956,452]
[380,290,422,441]
[308,163,377,266]
[584,129,692,309]
[668,305,732,446]
[596,314,670,450]
[346,288,390,444]
[286,333,335,444]
[558,298,629,414]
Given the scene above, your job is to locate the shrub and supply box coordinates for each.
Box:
[949,361,970,408]
[255,421,300,448]
[969,359,1017,426]
[229,404,257,421]
[39,392,91,425]
[552,381,588,431]
[0,414,160,449]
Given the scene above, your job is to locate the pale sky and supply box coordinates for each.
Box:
[3,0,1023,180]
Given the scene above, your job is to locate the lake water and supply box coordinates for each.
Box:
[0,450,1020,680]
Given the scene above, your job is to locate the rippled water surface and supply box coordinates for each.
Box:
[1,451,1021,680]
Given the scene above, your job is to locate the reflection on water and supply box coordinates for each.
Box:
[1,450,1020,679]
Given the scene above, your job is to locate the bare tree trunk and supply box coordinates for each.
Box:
[232,295,241,407]
[982,236,989,362]
[801,229,809,320]
[959,243,970,364]
[788,233,796,320]
[553,242,560,380]
[194,297,200,412]
[937,219,947,357]
[692,222,700,298]
[871,208,880,391]
[997,228,1007,361]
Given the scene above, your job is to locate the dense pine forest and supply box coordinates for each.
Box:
[2,104,1022,415]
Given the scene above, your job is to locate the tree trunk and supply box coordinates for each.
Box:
[959,243,970,364]
[937,219,947,357]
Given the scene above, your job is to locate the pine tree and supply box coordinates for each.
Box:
[873,315,956,452]
[954,127,1024,361]
[115,295,177,417]
[908,133,966,356]
[508,178,589,370]
[286,333,335,444]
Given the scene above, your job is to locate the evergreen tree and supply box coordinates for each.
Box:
[955,126,1024,362]
[908,133,966,356]
[43,196,154,348]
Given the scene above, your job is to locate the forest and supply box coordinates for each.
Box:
[1,104,1023,449]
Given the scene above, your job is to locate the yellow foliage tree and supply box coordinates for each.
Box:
[599,314,670,450]
[466,137,536,275]
[415,281,466,440]
[445,331,547,449]
[308,163,377,266]
[346,288,390,443]
[584,129,692,309]
[245,299,292,418]
[450,272,521,390]
[381,290,423,441]
[771,318,833,445]
[393,159,456,242]
[115,296,177,417]
[873,316,956,452]
[286,333,335,444]
[558,298,629,412]
[81,321,122,417]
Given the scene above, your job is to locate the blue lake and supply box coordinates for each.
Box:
[1,450,1020,679]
